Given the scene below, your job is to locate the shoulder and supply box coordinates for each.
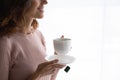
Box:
[0,36,11,47]
[35,30,43,36]
[35,29,45,39]
[0,36,12,53]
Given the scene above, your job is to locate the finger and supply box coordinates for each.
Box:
[51,64,65,69]
[61,35,64,38]
[38,59,58,68]
[47,68,56,74]
[40,67,56,76]
[45,63,63,72]
[45,65,57,72]
[46,59,59,65]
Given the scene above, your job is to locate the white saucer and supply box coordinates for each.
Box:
[45,55,75,65]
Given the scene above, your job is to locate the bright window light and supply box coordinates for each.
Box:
[38,0,120,80]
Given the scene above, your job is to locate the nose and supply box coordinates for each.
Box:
[42,0,48,5]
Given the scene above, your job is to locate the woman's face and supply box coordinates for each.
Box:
[26,0,48,19]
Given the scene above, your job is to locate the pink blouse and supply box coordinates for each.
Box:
[0,30,58,80]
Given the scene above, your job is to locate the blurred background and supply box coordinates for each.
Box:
[38,0,120,80]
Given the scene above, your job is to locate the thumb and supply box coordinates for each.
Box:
[61,35,64,38]
[48,59,59,64]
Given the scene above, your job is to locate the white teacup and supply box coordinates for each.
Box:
[53,38,72,55]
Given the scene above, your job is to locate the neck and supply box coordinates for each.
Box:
[17,17,35,34]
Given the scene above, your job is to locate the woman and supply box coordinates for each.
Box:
[0,0,65,80]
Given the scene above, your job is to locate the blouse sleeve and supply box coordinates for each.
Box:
[0,37,11,80]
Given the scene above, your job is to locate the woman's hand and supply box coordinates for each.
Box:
[36,59,64,76]
[28,59,64,80]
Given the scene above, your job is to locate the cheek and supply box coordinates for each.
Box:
[30,0,40,10]
[34,0,40,7]
[25,0,41,17]
[29,4,39,14]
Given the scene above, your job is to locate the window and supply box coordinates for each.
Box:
[38,0,120,80]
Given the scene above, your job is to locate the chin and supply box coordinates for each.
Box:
[39,15,44,18]
[36,13,44,19]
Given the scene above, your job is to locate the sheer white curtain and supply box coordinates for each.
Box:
[38,0,120,80]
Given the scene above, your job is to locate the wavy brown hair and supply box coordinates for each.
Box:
[0,0,38,37]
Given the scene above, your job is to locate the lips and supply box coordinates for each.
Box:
[37,7,44,12]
